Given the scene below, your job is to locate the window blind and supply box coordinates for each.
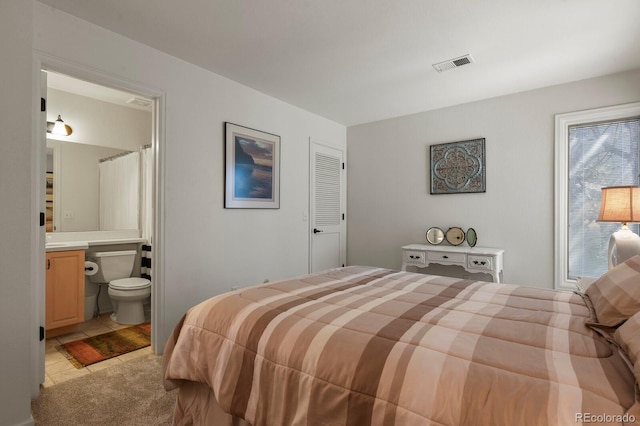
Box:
[568,118,640,278]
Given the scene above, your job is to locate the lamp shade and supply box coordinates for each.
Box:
[47,115,73,136]
[598,186,640,224]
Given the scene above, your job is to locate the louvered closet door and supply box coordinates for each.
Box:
[310,141,345,272]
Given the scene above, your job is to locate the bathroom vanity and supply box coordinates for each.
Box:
[45,249,85,336]
[45,231,148,334]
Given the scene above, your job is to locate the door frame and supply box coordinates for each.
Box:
[308,138,347,273]
[31,52,166,396]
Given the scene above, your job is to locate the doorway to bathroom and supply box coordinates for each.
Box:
[35,66,163,391]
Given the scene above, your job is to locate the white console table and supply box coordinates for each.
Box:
[401,244,504,283]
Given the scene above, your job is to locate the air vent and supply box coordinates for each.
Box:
[432,54,475,73]
[127,97,152,108]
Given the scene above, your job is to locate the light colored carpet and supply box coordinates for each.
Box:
[31,354,176,425]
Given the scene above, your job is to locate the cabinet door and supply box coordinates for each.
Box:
[46,250,85,330]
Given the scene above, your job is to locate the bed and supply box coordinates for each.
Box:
[163,263,640,425]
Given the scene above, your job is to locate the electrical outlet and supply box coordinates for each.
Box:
[63,210,74,219]
[230,285,239,291]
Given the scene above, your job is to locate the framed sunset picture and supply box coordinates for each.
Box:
[224,122,280,208]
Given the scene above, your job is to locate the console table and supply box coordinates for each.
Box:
[401,244,504,283]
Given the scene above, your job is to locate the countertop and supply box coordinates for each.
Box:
[46,238,147,252]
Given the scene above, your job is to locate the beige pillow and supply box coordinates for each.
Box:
[614,311,640,365]
[585,255,640,326]
[615,317,640,421]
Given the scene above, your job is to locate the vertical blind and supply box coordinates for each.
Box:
[314,152,341,227]
[568,118,640,279]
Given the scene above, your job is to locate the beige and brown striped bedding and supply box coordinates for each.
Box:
[163,266,639,425]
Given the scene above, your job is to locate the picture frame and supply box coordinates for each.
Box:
[430,138,486,195]
[224,122,280,208]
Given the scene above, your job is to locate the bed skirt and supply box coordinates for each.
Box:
[173,381,252,426]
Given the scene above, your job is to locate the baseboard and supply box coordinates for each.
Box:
[11,415,35,426]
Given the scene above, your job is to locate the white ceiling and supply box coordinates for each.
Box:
[38,0,640,126]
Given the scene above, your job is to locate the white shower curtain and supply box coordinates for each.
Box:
[99,152,140,230]
[140,146,153,241]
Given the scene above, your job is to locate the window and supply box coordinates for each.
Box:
[555,103,640,290]
[568,120,640,279]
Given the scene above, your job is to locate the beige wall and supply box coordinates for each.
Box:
[347,68,640,288]
[46,88,151,151]
[34,2,347,360]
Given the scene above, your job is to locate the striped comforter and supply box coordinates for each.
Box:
[163,266,638,425]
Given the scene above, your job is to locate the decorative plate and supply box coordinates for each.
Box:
[466,228,477,247]
[445,227,465,246]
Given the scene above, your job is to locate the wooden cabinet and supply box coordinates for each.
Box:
[46,250,85,331]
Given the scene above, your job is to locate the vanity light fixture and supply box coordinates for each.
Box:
[597,186,640,269]
[47,115,73,136]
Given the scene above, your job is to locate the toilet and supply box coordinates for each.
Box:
[88,250,151,325]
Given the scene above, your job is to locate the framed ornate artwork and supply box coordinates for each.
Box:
[224,122,280,208]
[430,138,486,195]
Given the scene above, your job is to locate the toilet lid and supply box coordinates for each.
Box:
[109,277,151,290]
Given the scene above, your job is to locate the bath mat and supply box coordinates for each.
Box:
[56,322,151,369]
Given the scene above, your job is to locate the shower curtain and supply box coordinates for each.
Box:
[99,152,140,230]
[140,146,153,282]
[140,146,153,242]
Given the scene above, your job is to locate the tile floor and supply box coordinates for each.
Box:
[44,313,153,387]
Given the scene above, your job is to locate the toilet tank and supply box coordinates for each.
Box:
[88,250,137,283]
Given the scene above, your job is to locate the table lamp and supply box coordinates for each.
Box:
[597,186,640,269]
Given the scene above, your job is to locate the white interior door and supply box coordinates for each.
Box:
[310,140,345,272]
[34,70,47,394]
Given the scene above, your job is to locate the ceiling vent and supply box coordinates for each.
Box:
[432,54,475,73]
[127,97,153,108]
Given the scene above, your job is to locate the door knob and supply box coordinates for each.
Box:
[313,228,323,234]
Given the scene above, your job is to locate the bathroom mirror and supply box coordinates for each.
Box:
[46,139,134,232]
[45,72,153,234]
[426,227,445,245]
